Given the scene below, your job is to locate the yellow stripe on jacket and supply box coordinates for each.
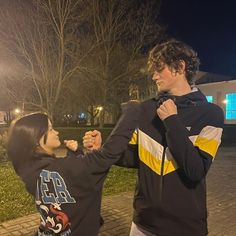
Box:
[194,126,223,158]
[138,130,178,175]
[129,130,138,145]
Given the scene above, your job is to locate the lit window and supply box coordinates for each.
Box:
[225,93,236,120]
[206,96,213,103]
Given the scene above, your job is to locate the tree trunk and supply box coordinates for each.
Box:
[99,109,105,128]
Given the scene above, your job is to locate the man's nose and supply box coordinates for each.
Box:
[152,72,160,81]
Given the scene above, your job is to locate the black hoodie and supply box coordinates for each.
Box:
[118,89,224,236]
[17,102,140,236]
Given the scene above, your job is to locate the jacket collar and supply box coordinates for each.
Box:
[155,88,208,108]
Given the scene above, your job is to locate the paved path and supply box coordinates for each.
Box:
[0,147,235,235]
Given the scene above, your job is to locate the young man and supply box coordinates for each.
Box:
[84,39,224,236]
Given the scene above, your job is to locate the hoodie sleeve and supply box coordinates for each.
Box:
[66,148,84,159]
[163,105,224,182]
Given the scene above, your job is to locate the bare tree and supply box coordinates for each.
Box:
[0,0,164,125]
[79,0,165,126]
[0,44,32,122]
[0,0,94,119]
[55,70,103,126]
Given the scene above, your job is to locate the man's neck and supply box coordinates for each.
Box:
[168,82,192,96]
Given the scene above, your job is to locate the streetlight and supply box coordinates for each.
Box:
[96,106,104,128]
[14,108,21,114]
[14,108,22,118]
[97,106,103,112]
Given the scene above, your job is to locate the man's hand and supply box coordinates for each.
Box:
[64,140,78,152]
[157,99,177,121]
[83,130,102,151]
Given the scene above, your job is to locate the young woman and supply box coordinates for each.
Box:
[7,102,140,236]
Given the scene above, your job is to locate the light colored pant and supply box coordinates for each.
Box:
[129,222,156,236]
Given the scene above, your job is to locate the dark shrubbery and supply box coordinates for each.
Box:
[0,132,7,162]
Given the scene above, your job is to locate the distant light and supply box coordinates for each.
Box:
[15,108,21,114]
[64,114,72,118]
[223,99,228,104]
[79,112,86,119]
[97,106,103,111]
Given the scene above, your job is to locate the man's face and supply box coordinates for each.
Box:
[152,65,178,93]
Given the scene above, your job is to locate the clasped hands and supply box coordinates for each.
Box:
[64,130,102,152]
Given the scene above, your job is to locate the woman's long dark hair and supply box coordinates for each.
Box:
[7,113,48,174]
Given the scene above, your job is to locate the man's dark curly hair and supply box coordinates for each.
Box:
[148,39,200,85]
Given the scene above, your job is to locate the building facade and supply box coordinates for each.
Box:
[197,80,236,124]
[196,71,236,125]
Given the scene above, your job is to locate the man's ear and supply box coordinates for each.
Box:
[178,60,186,74]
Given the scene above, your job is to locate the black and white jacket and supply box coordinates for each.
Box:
[118,89,224,236]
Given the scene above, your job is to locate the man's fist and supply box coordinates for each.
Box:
[157,99,177,121]
[83,130,102,151]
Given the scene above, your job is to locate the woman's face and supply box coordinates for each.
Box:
[39,119,61,154]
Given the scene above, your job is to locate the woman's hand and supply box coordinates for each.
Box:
[64,140,78,152]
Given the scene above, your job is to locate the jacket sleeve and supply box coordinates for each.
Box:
[84,101,140,175]
[163,106,224,182]
[115,131,139,168]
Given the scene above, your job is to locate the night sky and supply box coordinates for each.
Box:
[159,0,236,76]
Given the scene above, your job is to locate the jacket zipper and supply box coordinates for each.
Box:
[159,146,166,203]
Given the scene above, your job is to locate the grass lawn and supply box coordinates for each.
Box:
[0,162,36,222]
[0,162,137,222]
